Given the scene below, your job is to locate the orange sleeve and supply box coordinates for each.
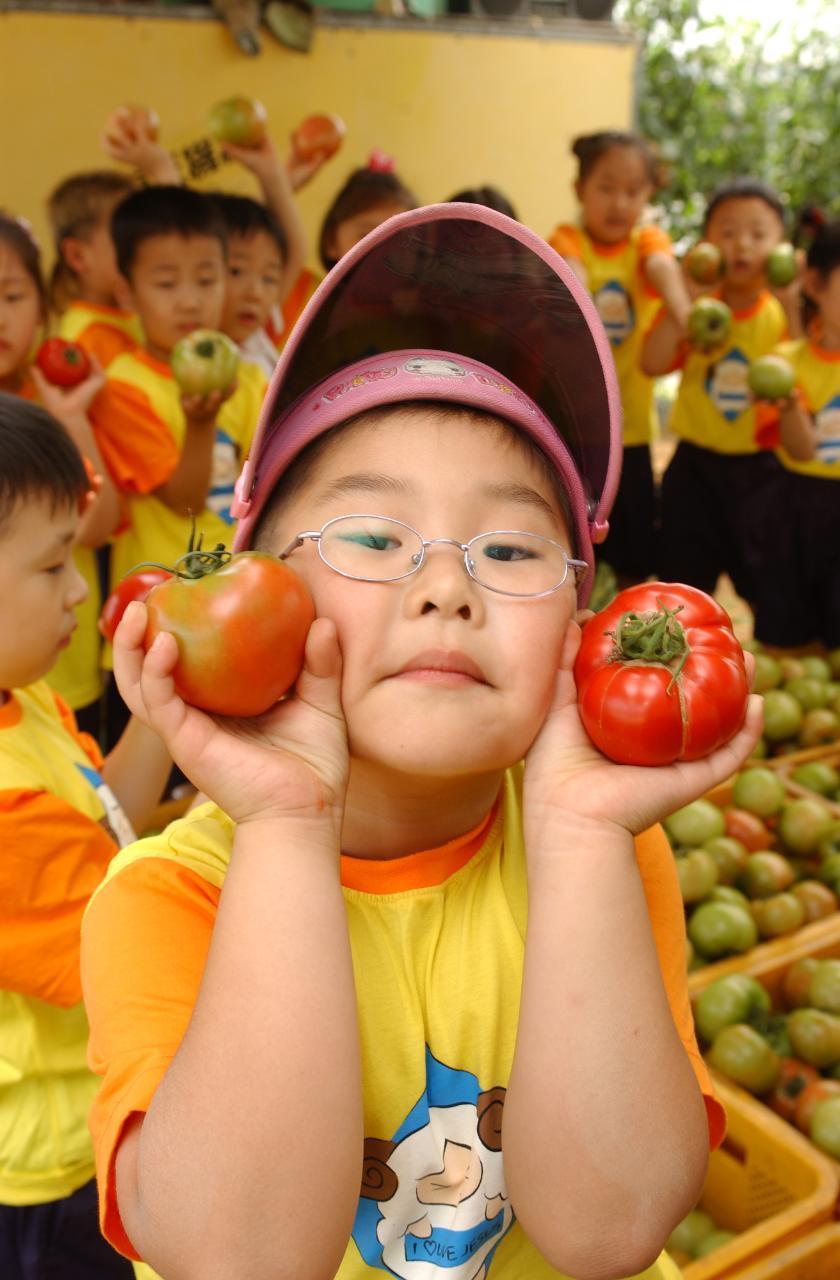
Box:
[81,858,219,1258]
[635,825,726,1151]
[50,687,105,768]
[75,322,137,370]
[547,224,584,261]
[89,378,179,496]
[754,400,782,449]
[0,788,118,1007]
[279,267,321,342]
[637,224,674,262]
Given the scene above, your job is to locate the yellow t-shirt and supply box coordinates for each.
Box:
[0,683,133,1206]
[91,349,267,666]
[754,337,840,478]
[547,223,673,447]
[58,301,144,369]
[665,291,787,454]
[82,768,721,1275]
[46,544,102,711]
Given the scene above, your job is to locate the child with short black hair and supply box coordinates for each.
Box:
[752,215,840,650]
[82,206,760,1280]
[642,176,798,602]
[90,184,267,746]
[549,130,690,585]
[0,393,170,1280]
[212,191,287,378]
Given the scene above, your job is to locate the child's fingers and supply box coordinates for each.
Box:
[134,630,192,744]
[112,601,153,718]
[293,618,344,721]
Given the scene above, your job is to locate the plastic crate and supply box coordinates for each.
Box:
[679,1076,839,1280]
[732,1222,840,1279]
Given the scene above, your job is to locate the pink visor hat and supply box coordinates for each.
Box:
[231,204,623,602]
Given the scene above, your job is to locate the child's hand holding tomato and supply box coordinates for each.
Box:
[522,615,762,854]
[113,600,349,832]
[31,352,106,427]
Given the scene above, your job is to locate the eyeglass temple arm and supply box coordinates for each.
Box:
[569,557,589,585]
[277,531,322,561]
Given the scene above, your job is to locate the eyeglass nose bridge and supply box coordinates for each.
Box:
[410,536,473,570]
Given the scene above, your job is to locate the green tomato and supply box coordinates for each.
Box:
[801,655,832,682]
[779,798,834,856]
[749,737,769,759]
[784,676,830,711]
[738,851,795,898]
[708,884,751,908]
[809,1095,840,1159]
[792,761,840,796]
[752,892,806,939]
[704,836,749,885]
[818,825,840,863]
[688,901,758,958]
[799,709,840,747]
[788,1008,840,1068]
[807,960,840,1015]
[731,766,787,818]
[667,1208,716,1257]
[763,690,804,742]
[829,647,840,680]
[675,848,719,904]
[664,798,726,848]
[170,329,239,396]
[709,1024,781,1093]
[752,653,782,693]
[694,974,771,1044]
[693,1230,737,1258]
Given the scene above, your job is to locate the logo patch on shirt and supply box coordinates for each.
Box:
[593,280,635,346]
[705,347,750,422]
[353,1048,513,1278]
[76,764,136,849]
[814,396,840,465]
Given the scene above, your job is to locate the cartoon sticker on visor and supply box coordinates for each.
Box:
[403,357,468,379]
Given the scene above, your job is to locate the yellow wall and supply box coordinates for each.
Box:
[1,9,637,270]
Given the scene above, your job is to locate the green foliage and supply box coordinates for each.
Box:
[615,0,840,246]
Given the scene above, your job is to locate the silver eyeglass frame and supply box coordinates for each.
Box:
[278,514,589,598]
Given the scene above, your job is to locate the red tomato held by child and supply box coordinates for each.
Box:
[35,338,91,388]
[99,570,173,643]
[290,113,346,163]
[574,583,749,766]
[144,550,315,717]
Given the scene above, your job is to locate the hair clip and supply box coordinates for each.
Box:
[368,149,395,174]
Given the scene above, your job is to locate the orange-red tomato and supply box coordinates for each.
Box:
[794,1079,840,1132]
[291,112,346,162]
[724,807,774,852]
[768,1057,821,1124]
[574,583,749,765]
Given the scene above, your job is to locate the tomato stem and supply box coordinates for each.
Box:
[125,525,232,581]
[608,599,691,693]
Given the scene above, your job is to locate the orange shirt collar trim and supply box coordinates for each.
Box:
[0,693,22,728]
[133,348,174,379]
[340,800,500,894]
[809,340,840,364]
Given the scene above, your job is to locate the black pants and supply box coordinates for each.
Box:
[0,1179,134,1280]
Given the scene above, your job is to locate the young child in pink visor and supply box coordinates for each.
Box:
[81,205,761,1280]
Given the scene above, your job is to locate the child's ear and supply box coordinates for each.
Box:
[61,236,88,276]
[114,272,135,313]
[802,266,823,302]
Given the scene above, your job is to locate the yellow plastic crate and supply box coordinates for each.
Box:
[679,1076,839,1280]
[732,1222,840,1280]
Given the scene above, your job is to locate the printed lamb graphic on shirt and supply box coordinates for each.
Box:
[705,347,750,421]
[814,396,840,465]
[593,280,634,347]
[353,1048,513,1278]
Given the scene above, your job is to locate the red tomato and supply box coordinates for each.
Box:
[574,583,749,765]
[724,807,773,852]
[144,549,314,717]
[291,112,346,162]
[35,338,91,388]
[794,1079,840,1132]
[99,570,173,643]
[768,1057,820,1124]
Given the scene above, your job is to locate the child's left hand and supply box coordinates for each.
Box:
[180,381,238,425]
[523,619,762,846]
[221,135,282,185]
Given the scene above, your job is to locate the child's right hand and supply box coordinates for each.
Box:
[113,601,349,830]
[31,355,106,426]
[102,104,180,185]
[180,381,237,426]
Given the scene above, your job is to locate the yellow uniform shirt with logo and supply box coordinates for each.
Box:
[58,300,144,370]
[91,349,267,667]
[666,291,787,454]
[82,767,721,1279]
[547,224,673,446]
[0,681,135,1207]
[754,337,840,478]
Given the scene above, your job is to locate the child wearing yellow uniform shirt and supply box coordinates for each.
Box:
[753,218,840,649]
[642,179,800,602]
[79,206,764,1280]
[0,394,170,1279]
[549,133,690,584]
[89,187,267,746]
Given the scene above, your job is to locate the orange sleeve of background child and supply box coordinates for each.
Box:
[635,824,726,1151]
[75,322,138,370]
[637,224,674,263]
[81,858,220,1259]
[89,378,179,496]
[547,224,584,261]
[0,788,119,1007]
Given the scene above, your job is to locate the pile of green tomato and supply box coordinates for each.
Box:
[665,763,840,967]
[694,962,840,1161]
[750,648,840,755]
[666,1207,735,1269]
